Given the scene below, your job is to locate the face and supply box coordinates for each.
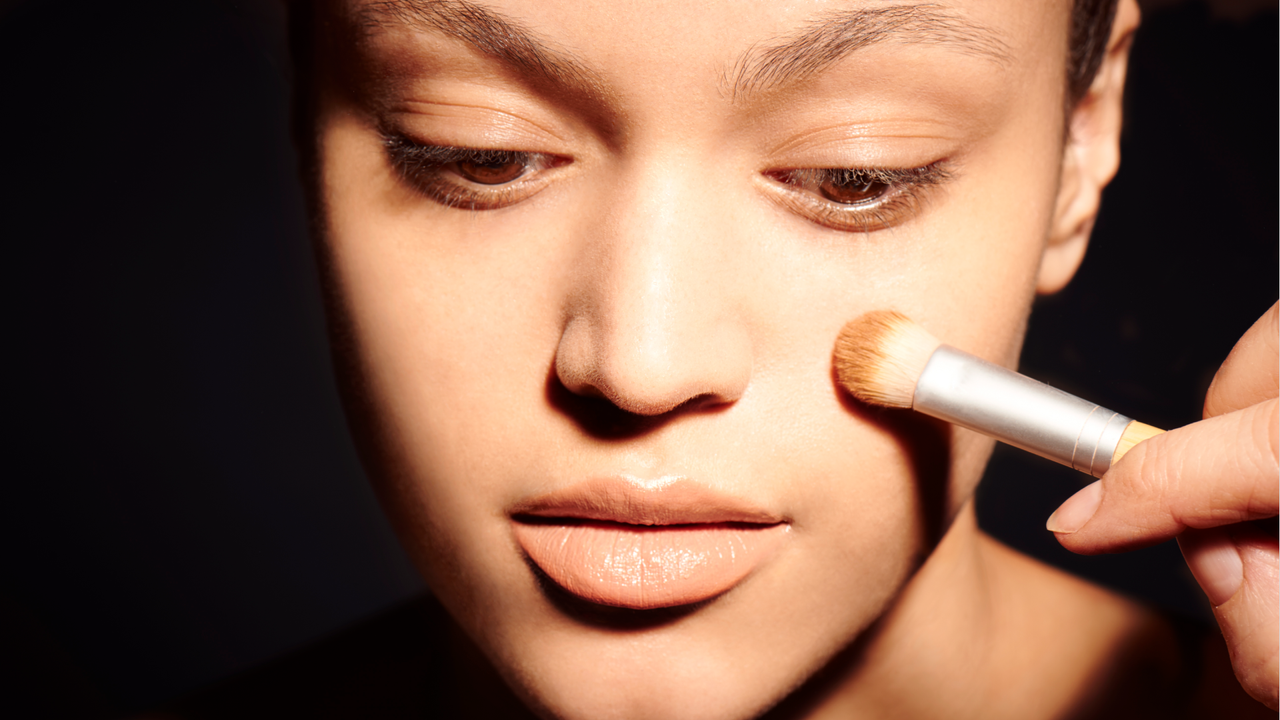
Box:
[309,0,1082,717]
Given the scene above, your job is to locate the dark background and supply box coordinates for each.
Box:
[3,0,1275,717]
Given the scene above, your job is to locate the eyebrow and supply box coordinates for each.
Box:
[726,3,1013,101]
[354,1,1010,108]
[356,0,602,98]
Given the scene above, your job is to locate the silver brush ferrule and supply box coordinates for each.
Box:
[913,346,1131,477]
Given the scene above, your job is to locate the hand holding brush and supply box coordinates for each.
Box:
[834,303,1279,710]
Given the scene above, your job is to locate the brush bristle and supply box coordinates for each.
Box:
[833,311,941,408]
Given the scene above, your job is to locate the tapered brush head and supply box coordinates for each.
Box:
[833,311,941,408]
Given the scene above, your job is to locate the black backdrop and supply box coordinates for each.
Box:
[3,0,1276,716]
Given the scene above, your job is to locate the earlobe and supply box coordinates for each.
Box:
[1038,0,1141,295]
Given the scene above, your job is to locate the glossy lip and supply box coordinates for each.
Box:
[511,476,789,610]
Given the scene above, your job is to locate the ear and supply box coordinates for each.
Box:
[1038,0,1141,295]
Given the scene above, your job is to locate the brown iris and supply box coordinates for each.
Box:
[816,170,890,205]
[455,158,527,185]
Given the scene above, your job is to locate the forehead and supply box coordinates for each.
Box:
[333,0,1072,106]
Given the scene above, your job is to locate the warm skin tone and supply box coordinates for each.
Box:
[304,0,1276,717]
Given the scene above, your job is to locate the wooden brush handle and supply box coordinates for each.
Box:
[1110,421,1166,465]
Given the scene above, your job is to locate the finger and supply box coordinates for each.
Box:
[1180,523,1280,710]
[1205,301,1279,419]
[1047,398,1278,553]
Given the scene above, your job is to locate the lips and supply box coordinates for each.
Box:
[511,476,788,610]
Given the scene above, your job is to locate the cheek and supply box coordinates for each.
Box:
[316,109,570,600]
[777,109,1064,515]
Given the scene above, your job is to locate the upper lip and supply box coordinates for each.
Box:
[510,475,784,526]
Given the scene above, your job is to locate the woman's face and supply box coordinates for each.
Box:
[312,0,1082,716]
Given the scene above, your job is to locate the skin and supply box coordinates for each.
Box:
[304,0,1276,716]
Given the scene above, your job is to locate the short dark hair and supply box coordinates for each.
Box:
[1068,0,1121,108]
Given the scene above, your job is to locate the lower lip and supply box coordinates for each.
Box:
[513,521,788,609]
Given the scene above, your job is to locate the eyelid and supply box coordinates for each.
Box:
[388,100,571,145]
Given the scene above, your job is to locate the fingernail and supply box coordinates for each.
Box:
[1046,480,1103,534]
[1181,529,1245,607]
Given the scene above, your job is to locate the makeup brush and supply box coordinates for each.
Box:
[833,311,1164,478]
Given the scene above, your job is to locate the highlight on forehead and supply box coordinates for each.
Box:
[726,3,1013,101]
[354,0,597,91]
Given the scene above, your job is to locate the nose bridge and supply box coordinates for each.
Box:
[556,152,752,416]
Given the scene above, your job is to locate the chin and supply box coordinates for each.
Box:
[488,605,829,720]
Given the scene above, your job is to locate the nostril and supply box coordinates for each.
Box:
[601,387,696,418]
[545,366,734,441]
[552,316,747,426]
[558,362,693,417]
[557,347,733,418]
[545,366,670,439]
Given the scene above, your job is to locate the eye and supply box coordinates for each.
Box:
[382,133,567,210]
[813,169,892,206]
[762,164,950,233]
[454,156,530,185]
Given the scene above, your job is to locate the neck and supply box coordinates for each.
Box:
[841,503,1001,717]
[772,502,1146,720]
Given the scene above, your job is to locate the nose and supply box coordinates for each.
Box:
[554,158,753,417]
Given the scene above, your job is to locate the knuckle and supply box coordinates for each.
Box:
[1249,405,1280,516]
[1262,399,1280,466]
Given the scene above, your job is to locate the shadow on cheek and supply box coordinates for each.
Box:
[759,379,954,720]
[832,365,954,549]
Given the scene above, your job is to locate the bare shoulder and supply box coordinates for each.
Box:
[977,534,1272,720]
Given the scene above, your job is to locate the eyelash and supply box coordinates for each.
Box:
[382,132,949,232]
[762,165,951,233]
[382,133,564,210]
